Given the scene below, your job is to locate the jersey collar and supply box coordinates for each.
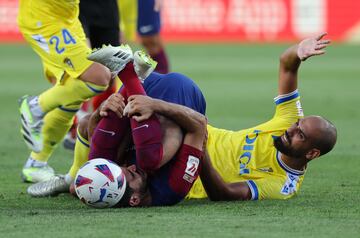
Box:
[276,151,305,176]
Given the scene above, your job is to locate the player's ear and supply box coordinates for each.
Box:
[129,193,141,207]
[305,148,320,161]
[127,165,137,172]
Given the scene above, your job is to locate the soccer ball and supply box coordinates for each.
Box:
[74,158,127,208]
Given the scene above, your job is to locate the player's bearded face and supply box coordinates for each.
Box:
[274,131,306,158]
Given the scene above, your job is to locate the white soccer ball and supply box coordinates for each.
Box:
[74,158,127,208]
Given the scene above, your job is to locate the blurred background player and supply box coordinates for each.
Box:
[17,0,117,183]
[119,0,169,73]
[63,0,122,150]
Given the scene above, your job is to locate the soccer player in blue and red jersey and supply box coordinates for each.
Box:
[28,47,206,206]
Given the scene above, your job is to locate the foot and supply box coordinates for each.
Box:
[133,50,158,82]
[27,175,70,197]
[87,44,133,76]
[22,164,55,183]
[19,95,44,153]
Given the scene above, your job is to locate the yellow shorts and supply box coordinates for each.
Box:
[18,12,92,83]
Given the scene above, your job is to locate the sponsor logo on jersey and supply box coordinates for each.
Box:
[281,173,299,195]
[185,155,200,177]
[296,100,304,117]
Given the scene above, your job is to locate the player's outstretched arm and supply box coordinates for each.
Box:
[278,32,330,95]
[126,95,207,150]
[199,152,252,201]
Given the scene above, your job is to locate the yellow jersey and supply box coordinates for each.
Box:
[188,90,305,200]
[18,0,79,27]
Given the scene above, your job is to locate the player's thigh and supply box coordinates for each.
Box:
[20,20,93,82]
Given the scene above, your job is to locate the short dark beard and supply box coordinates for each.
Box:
[274,136,304,158]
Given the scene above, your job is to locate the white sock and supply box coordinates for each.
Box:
[65,173,74,185]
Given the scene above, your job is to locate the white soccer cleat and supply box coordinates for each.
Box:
[133,50,158,82]
[19,95,44,153]
[21,164,55,183]
[27,175,70,197]
[87,44,133,76]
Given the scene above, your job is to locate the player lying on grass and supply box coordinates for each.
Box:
[188,32,337,200]
[28,33,337,202]
[28,48,207,206]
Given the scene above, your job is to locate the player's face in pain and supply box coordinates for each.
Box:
[274,118,314,158]
[122,165,148,193]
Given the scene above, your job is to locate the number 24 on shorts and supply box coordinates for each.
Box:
[49,29,76,54]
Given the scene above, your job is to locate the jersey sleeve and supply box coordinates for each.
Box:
[246,174,301,200]
[149,144,203,206]
[273,89,304,120]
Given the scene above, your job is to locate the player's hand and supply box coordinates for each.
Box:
[99,93,126,118]
[297,32,331,61]
[125,95,155,122]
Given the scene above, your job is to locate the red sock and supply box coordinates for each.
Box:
[118,62,163,171]
[151,48,169,74]
[118,62,146,95]
[89,87,129,161]
[88,111,130,161]
[130,115,163,172]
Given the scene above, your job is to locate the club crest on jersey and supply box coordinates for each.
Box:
[63,57,74,69]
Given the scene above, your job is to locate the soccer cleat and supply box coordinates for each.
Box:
[87,44,133,76]
[133,50,158,82]
[27,175,70,197]
[21,164,55,183]
[19,95,44,153]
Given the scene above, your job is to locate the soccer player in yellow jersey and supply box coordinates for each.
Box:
[17,0,131,182]
[26,34,337,203]
[188,32,337,201]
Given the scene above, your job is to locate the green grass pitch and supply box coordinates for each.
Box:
[0,43,359,237]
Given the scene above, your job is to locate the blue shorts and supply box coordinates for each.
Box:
[143,72,206,115]
[137,0,161,35]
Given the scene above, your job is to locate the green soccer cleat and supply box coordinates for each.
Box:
[27,175,70,197]
[87,44,133,76]
[21,164,55,183]
[133,50,158,82]
[19,95,44,153]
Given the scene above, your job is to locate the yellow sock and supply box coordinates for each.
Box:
[30,106,77,162]
[38,75,107,113]
[118,0,137,42]
[68,128,90,179]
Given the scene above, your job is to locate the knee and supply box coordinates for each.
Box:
[80,63,111,86]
